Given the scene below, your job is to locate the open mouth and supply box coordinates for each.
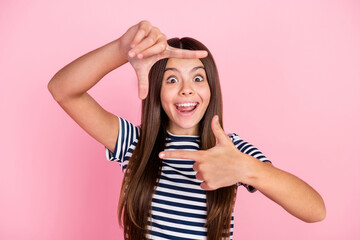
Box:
[175,102,199,113]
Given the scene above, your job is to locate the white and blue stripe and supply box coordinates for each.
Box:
[105,116,270,239]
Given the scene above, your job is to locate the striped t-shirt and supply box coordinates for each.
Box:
[105,116,271,239]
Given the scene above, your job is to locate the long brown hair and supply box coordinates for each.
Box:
[118,37,237,239]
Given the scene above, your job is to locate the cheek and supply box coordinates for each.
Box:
[198,87,211,106]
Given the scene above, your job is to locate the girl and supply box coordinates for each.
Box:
[48,20,326,240]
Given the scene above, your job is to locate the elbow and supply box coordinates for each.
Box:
[47,80,61,102]
[303,201,326,223]
[47,77,67,102]
[47,80,54,95]
[304,210,326,223]
[312,205,326,223]
[47,77,58,98]
[303,189,327,223]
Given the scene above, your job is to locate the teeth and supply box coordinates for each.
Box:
[176,103,197,107]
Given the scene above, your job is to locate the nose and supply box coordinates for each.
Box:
[180,81,194,96]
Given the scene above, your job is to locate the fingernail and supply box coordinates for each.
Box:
[128,51,135,57]
[137,53,143,59]
[159,152,165,158]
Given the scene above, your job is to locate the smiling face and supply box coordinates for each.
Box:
[160,58,211,135]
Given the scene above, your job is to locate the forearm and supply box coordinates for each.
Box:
[242,156,326,222]
[48,37,128,101]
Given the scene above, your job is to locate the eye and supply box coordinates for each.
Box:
[166,76,178,83]
[193,75,204,82]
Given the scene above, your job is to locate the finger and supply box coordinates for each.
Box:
[211,115,229,145]
[195,172,204,181]
[193,162,200,172]
[131,28,162,59]
[136,69,149,99]
[159,150,202,161]
[200,182,214,191]
[163,46,208,59]
[137,37,167,59]
[130,20,152,49]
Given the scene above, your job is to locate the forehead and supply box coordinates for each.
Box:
[165,58,204,71]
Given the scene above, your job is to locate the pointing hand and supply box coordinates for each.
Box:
[159,115,256,190]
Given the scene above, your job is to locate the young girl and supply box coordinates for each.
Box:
[48,20,326,240]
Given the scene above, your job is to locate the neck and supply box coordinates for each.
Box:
[167,125,199,136]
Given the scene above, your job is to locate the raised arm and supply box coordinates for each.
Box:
[48,36,127,153]
[48,20,208,153]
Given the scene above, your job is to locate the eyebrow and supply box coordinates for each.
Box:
[164,66,205,73]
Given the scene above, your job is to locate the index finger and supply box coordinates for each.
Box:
[159,150,203,161]
[164,46,208,59]
[131,20,152,48]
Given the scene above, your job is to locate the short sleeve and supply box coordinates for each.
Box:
[105,116,140,169]
[228,133,271,193]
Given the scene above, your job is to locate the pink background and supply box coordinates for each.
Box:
[1,0,359,239]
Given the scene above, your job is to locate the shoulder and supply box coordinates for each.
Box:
[116,116,141,137]
[105,115,140,162]
[227,133,251,151]
[227,132,255,150]
[227,132,242,143]
[227,132,271,163]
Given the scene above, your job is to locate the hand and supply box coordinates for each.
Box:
[159,115,255,190]
[119,20,208,99]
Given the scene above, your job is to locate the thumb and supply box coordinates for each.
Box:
[136,68,149,99]
[211,115,229,145]
[161,45,208,59]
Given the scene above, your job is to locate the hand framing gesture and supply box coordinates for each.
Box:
[119,20,208,99]
[159,115,259,190]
